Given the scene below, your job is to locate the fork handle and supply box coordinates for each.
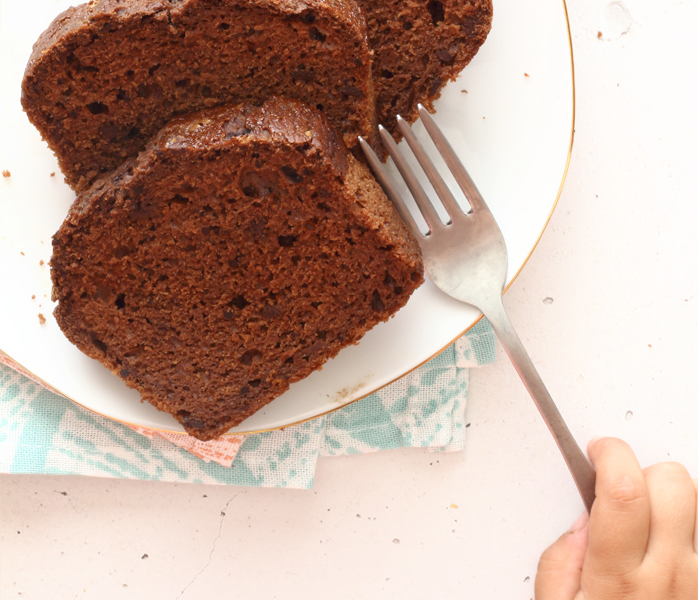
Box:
[480,293,596,514]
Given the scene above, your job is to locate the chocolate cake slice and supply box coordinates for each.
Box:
[22,0,375,192]
[50,98,424,441]
[359,0,493,138]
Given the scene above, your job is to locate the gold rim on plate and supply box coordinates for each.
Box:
[1,0,576,438]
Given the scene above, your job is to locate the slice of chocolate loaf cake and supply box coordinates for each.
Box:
[51,98,424,441]
[22,0,375,192]
[359,0,492,138]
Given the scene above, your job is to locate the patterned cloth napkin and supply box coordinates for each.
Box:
[0,320,495,489]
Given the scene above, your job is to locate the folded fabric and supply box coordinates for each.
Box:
[0,319,495,489]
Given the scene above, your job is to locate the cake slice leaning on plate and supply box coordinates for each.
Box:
[50,98,424,441]
[359,0,493,139]
[22,0,376,192]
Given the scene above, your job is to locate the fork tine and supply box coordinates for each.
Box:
[418,104,487,213]
[396,116,464,221]
[358,137,422,240]
[378,125,443,233]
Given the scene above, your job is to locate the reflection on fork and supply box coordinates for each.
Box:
[359,106,596,514]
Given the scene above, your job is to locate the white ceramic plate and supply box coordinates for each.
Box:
[0,0,573,435]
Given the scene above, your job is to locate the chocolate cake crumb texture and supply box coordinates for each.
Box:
[358,0,492,138]
[51,99,424,440]
[22,0,376,191]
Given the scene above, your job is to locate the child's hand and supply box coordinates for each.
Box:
[535,437,698,599]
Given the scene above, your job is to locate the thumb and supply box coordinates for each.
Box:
[535,512,589,600]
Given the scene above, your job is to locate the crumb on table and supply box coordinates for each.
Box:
[524,72,530,78]
[461,89,468,94]
[50,172,56,177]
[40,260,45,266]
[38,313,46,325]
[2,170,10,178]
[32,295,36,300]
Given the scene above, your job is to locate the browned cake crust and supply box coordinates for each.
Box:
[358,0,492,137]
[50,98,424,441]
[22,0,375,192]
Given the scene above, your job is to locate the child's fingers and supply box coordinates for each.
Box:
[534,512,589,600]
[644,462,696,560]
[585,437,651,577]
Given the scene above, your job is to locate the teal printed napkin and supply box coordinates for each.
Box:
[0,320,495,488]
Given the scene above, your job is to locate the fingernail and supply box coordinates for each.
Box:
[587,436,603,460]
[568,511,589,534]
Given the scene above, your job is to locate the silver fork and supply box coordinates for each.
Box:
[360,105,596,513]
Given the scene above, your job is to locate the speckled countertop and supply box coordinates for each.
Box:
[3,0,698,597]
